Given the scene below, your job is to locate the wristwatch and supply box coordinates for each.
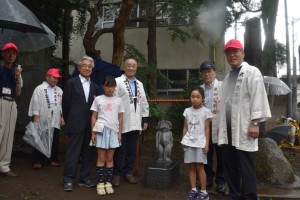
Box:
[252,121,259,126]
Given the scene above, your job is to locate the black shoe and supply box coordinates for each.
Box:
[216,184,226,195]
[78,179,96,188]
[64,182,73,192]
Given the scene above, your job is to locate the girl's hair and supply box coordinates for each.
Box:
[190,86,205,98]
[102,75,116,86]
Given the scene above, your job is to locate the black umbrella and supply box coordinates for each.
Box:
[267,124,292,144]
[0,23,55,52]
[0,0,46,33]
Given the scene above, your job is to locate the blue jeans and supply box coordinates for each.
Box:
[113,130,139,175]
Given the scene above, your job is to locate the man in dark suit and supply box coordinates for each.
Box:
[62,56,99,191]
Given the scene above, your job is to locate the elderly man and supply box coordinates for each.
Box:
[62,56,99,191]
[0,43,22,177]
[112,57,149,187]
[218,39,271,199]
[199,61,226,194]
[28,68,64,169]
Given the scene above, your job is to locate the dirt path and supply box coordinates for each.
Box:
[1,134,300,200]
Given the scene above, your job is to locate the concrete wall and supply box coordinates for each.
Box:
[16,50,51,132]
[56,26,228,74]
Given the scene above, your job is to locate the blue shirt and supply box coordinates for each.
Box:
[0,64,16,98]
[126,77,137,97]
[203,80,215,109]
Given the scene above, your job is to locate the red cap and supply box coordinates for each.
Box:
[47,68,62,78]
[224,39,243,52]
[2,43,18,53]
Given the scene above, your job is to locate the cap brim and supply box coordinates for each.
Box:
[3,47,18,52]
[51,74,62,78]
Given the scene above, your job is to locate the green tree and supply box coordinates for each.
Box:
[231,0,279,76]
[20,0,91,84]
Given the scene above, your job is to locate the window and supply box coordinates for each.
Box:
[157,69,199,95]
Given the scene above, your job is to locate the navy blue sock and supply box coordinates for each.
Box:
[96,166,105,183]
[105,167,114,183]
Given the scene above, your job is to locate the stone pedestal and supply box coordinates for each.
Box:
[144,160,180,190]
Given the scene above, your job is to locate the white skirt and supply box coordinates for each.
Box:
[184,146,207,164]
[89,126,121,149]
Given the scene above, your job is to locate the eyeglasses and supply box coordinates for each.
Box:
[125,64,137,68]
[80,64,93,69]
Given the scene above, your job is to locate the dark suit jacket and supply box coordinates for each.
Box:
[62,76,99,134]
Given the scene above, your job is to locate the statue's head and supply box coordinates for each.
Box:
[157,120,172,131]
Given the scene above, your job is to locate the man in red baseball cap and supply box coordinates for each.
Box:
[223,39,244,52]
[28,68,64,169]
[218,39,271,199]
[0,42,22,177]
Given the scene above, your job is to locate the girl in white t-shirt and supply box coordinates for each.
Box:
[90,76,124,196]
[181,86,213,200]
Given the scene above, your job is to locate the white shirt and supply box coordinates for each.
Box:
[114,74,149,133]
[218,62,271,151]
[90,95,124,132]
[181,106,213,148]
[28,81,63,129]
[79,74,90,102]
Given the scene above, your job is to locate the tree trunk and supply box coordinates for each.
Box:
[261,0,279,77]
[261,0,279,130]
[244,17,262,69]
[62,5,72,86]
[83,0,103,59]
[147,1,157,97]
[112,0,135,66]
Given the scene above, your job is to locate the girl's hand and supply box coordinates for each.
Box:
[118,133,122,144]
[203,145,209,154]
[91,132,96,143]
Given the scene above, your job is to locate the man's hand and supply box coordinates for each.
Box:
[248,124,259,139]
[33,115,40,122]
[142,123,148,131]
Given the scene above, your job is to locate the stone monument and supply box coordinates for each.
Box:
[144,120,180,189]
[156,120,173,164]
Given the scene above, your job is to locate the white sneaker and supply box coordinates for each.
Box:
[105,182,114,194]
[96,183,106,195]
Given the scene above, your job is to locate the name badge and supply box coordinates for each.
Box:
[2,87,11,95]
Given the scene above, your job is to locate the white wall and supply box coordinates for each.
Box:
[55,26,228,74]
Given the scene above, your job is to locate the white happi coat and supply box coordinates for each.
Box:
[218,62,271,152]
[201,79,222,144]
[114,74,149,133]
[28,81,63,129]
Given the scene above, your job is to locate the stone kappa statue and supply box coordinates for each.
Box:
[156,120,173,164]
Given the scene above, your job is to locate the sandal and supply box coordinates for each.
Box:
[105,182,114,194]
[96,183,106,195]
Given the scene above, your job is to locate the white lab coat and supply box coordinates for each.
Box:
[201,79,222,144]
[218,62,271,152]
[28,81,63,129]
[114,74,149,133]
